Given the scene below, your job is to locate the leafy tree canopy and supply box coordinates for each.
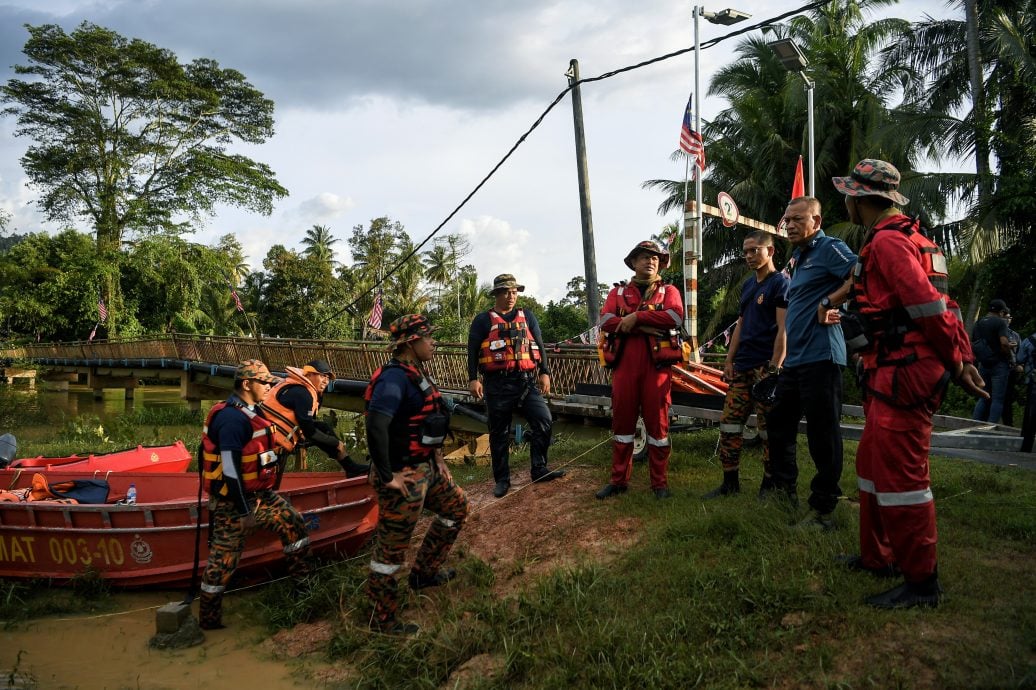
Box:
[1,22,288,259]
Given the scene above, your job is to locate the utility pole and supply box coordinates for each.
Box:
[566,59,601,328]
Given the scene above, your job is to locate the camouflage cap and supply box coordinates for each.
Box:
[491,273,525,294]
[624,239,671,270]
[234,359,280,384]
[388,314,437,349]
[832,159,910,205]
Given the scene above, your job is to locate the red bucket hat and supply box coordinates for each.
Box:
[624,240,671,271]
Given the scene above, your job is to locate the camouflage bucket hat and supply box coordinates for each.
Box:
[624,239,671,270]
[491,273,525,294]
[235,359,280,384]
[388,314,437,350]
[832,159,910,205]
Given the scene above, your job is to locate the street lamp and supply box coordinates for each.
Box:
[687,6,751,353]
[768,38,815,197]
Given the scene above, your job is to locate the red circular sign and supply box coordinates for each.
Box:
[717,192,739,228]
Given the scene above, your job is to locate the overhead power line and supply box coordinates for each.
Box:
[315,0,827,329]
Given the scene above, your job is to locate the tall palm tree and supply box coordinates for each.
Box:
[885,0,1036,321]
[301,224,339,266]
[645,0,931,339]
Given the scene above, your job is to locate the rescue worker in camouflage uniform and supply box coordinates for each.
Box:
[199,360,312,630]
[703,230,789,499]
[365,314,470,635]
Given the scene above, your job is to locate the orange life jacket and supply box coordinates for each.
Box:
[364,361,448,462]
[599,282,684,368]
[202,399,279,495]
[259,367,320,453]
[478,309,542,374]
[849,215,952,363]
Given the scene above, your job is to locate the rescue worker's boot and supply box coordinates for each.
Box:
[865,570,943,609]
[338,454,370,478]
[530,463,565,483]
[408,568,457,590]
[702,471,740,499]
[493,479,510,498]
[198,591,225,630]
[595,483,628,500]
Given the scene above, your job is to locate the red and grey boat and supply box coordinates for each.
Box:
[4,441,193,474]
[0,470,377,587]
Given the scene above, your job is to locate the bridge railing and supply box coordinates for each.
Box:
[1,334,611,396]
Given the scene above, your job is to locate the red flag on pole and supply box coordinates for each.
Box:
[679,94,706,171]
[791,155,805,199]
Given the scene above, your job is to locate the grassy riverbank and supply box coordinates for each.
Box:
[3,391,1034,688]
[244,431,1036,689]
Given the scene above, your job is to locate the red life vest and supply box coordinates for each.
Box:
[850,214,952,363]
[599,282,684,368]
[364,360,448,462]
[202,399,279,495]
[259,367,320,453]
[477,309,542,374]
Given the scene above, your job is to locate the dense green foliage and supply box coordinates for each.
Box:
[0,22,288,333]
[2,2,1034,345]
[645,0,1036,343]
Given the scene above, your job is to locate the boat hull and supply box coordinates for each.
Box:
[0,471,377,588]
[6,441,192,474]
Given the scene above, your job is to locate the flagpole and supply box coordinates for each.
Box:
[686,5,702,361]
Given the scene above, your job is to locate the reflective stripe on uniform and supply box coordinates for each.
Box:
[905,299,946,320]
[664,309,682,326]
[857,477,934,506]
[757,430,768,440]
[646,435,669,447]
[719,423,743,434]
[437,516,456,528]
[370,560,401,575]
[201,582,225,594]
[283,536,310,554]
[599,312,618,326]
[613,434,634,444]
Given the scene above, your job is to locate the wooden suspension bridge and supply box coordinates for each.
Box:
[0,334,1029,453]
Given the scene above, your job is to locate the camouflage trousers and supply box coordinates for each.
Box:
[367,461,469,626]
[200,489,311,629]
[719,365,772,477]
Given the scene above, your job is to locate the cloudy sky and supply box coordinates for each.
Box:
[0,0,956,302]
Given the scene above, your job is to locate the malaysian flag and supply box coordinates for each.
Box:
[97,299,108,323]
[231,288,244,313]
[679,93,706,171]
[367,289,384,330]
[88,326,97,342]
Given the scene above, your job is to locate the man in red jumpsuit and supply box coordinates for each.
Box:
[596,240,684,500]
[832,159,987,609]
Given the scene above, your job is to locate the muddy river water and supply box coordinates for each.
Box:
[2,592,308,689]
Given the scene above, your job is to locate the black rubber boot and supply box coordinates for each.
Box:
[595,483,628,500]
[493,480,511,498]
[338,454,370,478]
[865,572,943,609]
[531,466,566,482]
[408,568,457,590]
[835,554,901,579]
[702,471,740,499]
